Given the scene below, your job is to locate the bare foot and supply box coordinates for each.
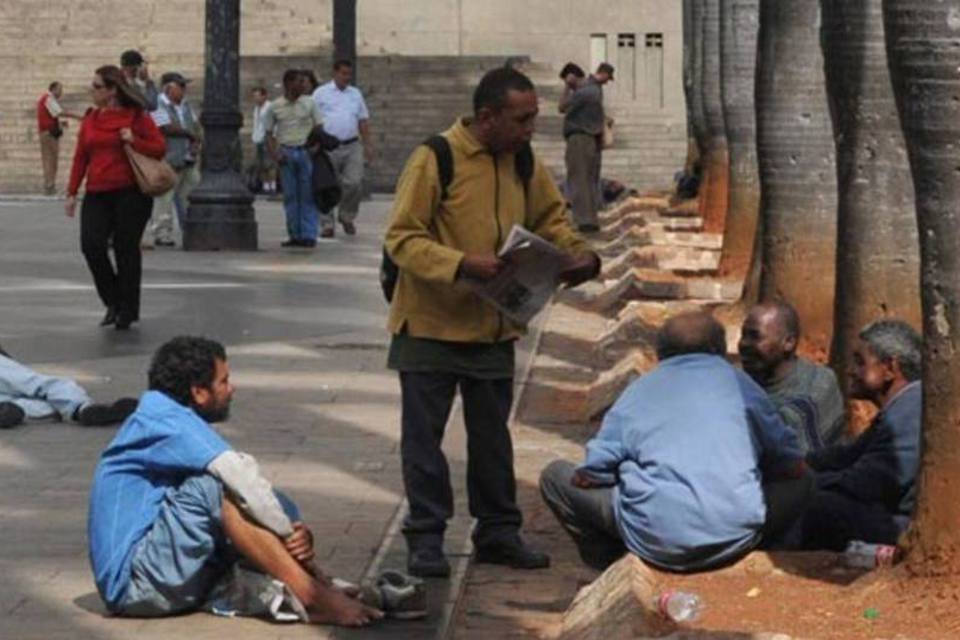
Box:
[307,588,383,627]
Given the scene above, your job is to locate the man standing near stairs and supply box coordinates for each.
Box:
[559,62,614,232]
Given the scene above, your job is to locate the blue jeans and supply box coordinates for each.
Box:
[120,474,301,616]
[0,353,91,420]
[278,146,318,241]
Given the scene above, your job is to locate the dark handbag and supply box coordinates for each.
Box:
[49,122,63,139]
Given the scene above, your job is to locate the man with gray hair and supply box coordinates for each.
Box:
[739,301,846,452]
[801,319,922,550]
[540,311,811,572]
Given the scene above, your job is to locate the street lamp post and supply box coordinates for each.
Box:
[183,0,257,250]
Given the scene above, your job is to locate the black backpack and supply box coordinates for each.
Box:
[380,136,534,302]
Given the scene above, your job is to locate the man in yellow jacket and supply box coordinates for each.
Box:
[384,66,601,578]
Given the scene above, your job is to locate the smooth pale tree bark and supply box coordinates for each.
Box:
[756,0,838,355]
[884,0,960,577]
[718,0,760,279]
[698,0,730,232]
[822,0,920,396]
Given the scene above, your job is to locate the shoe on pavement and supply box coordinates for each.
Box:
[474,538,550,570]
[99,307,117,327]
[281,239,299,247]
[0,402,25,429]
[341,221,357,236]
[407,547,451,578]
[359,571,427,620]
[320,227,335,239]
[76,398,139,426]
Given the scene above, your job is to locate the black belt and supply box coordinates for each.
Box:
[339,137,360,145]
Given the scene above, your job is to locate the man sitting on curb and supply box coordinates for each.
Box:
[801,320,922,550]
[738,301,846,452]
[0,344,137,429]
[540,311,811,572]
[87,336,383,627]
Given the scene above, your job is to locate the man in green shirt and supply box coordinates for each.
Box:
[384,67,600,578]
[738,301,846,452]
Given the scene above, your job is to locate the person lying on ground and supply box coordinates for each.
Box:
[540,311,811,572]
[800,320,922,551]
[0,344,137,429]
[738,301,846,452]
[87,336,382,627]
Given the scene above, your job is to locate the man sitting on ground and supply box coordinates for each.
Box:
[540,311,810,572]
[0,344,137,429]
[738,301,846,452]
[88,336,382,626]
[801,320,922,550]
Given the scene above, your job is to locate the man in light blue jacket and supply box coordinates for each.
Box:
[540,311,811,572]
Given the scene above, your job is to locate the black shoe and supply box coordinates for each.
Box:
[0,402,25,429]
[99,307,117,327]
[407,547,451,578]
[300,239,317,248]
[474,539,550,570]
[114,312,134,330]
[341,221,357,236]
[155,239,177,248]
[281,239,299,247]
[76,397,138,426]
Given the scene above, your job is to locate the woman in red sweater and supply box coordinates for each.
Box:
[66,65,166,330]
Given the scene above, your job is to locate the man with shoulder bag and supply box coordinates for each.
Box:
[145,72,201,248]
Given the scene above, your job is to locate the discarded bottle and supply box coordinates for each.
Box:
[844,540,900,569]
[655,590,704,622]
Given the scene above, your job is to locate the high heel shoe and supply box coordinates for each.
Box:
[99,307,117,326]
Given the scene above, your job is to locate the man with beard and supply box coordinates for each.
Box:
[738,301,846,453]
[87,337,381,627]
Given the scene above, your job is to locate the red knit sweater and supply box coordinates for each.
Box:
[68,107,166,196]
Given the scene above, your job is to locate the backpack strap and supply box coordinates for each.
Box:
[422,135,454,201]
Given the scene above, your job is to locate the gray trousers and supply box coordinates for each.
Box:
[564,133,602,228]
[540,459,814,571]
[321,142,364,228]
[148,164,200,244]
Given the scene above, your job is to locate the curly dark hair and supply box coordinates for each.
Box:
[148,336,226,406]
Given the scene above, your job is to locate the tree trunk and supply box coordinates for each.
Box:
[718,0,760,279]
[756,0,837,356]
[682,0,701,174]
[884,0,960,577]
[699,0,730,233]
[688,0,710,173]
[821,0,920,397]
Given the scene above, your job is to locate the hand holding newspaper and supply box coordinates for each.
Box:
[469,225,569,324]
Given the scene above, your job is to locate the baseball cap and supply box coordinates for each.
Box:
[120,50,145,67]
[160,72,190,86]
[597,62,615,79]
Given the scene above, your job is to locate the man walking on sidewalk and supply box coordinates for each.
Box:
[560,62,613,232]
[146,72,201,248]
[384,66,601,578]
[312,59,371,238]
[265,69,324,248]
[37,81,80,195]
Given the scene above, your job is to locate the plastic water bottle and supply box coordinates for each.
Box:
[844,540,899,569]
[655,590,704,622]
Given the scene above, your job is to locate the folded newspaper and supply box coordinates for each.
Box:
[470,225,568,324]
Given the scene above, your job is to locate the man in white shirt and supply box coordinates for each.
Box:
[250,86,276,194]
[146,72,201,248]
[311,59,371,237]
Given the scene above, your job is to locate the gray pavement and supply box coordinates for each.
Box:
[0,197,444,639]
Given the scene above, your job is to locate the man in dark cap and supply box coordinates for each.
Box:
[120,49,159,110]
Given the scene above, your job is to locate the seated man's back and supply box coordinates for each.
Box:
[583,353,801,571]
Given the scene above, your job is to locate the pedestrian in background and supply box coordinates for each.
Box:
[250,86,276,194]
[312,59,371,237]
[37,81,81,195]
[65,65,165,330]
[145,72,201,248]
[264,69,324,248]
[119,50,159,111]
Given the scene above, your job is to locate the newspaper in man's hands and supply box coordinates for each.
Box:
[469,225,568,324]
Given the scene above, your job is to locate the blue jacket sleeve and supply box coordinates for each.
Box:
[577,402,627,486]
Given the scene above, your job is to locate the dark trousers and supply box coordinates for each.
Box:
[80,187,152,319]
[800,489,906,551]
[540,459,813,571]
[399,371,522,550]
